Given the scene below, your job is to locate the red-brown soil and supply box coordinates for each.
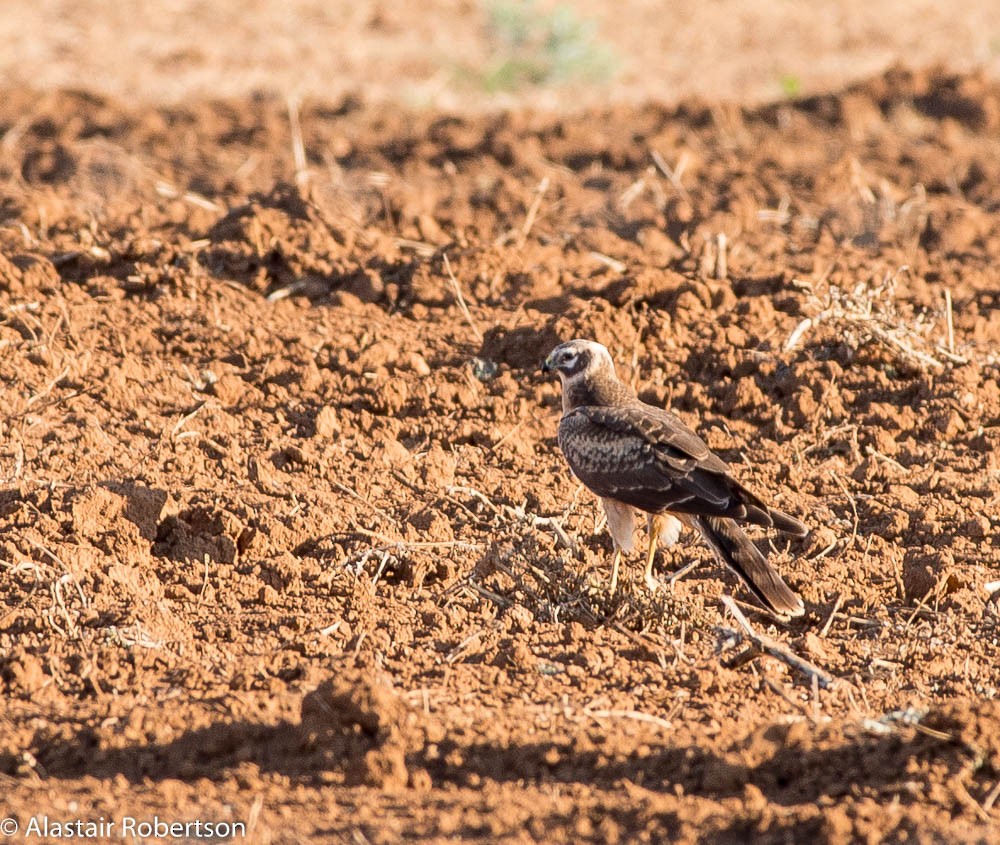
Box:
[1,66,999,843]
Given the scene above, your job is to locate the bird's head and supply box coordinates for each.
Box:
[542,339,616,382]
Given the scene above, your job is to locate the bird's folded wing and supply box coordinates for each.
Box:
[558,405,746,516]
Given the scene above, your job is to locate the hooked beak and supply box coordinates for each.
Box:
[541,353,555,373]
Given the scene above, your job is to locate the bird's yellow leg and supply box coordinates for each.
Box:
[609,548,622,594]
[644,515,663,592]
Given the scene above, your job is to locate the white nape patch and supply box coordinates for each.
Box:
[601,497,636,552]
[650,513,684,546]
[577,340,615,376]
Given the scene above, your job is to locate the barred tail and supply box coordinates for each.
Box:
[692,515,805,617]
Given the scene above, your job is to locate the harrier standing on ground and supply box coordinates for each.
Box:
[542,339,807,617]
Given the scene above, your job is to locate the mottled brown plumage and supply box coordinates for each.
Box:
[543,339,807,617]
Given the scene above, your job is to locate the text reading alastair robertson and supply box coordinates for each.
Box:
[21,816,246,839]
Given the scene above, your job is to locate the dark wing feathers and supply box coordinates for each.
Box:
[558,404,785,528]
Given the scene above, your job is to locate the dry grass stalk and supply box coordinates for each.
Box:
[829,471,859,548]
[155,181,221,212]
[1,439,25,483]
[764,677,815,721]
[583,707,672,732]
[944,288,955,355]
[448,484,577,552]
[903,570,953,629]
[10,540,90,639]
[170,401,208,440]
[589,251,626,274]
[394,237,437,257]
[715,233,728,280]
[442,253,483,342]
[517,176,550,249]
[785,267,960,373]
[350,524,482,552]
[650,148,690,200]
[286,95,309,192]
[617,176,646,211]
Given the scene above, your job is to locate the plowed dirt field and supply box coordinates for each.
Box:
[1,14,999,843]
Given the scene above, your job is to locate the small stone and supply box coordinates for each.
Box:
[314,406,339,438]
[210,374,247,406]
[470,357,498,382]
[405,353,431,377]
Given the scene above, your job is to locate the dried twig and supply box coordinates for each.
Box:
[394,237,437,257]
[667,559,701,586]
[489,418,530,453]
[983,780,1000,814]
[1,438,25,484]
[904,571,951,628]
[464,579,512,608]
[818,592,843,638]
[987,582,1000,618]
[618,177,646,211]
[953,775,994,823]
[721,596,838,689]
[764,677,813,721]
[0,558,45,626]
[866,320,945,372]
[448,484,578,553]
[784,317,814,353]
[349,524,483,552]
[333,479,395,523]
[245,795,264,845]
[944,288,955,356]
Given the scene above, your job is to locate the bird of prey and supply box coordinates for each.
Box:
[542,339,807,617]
